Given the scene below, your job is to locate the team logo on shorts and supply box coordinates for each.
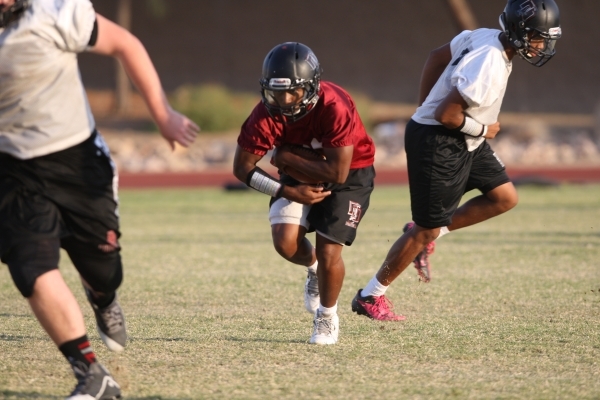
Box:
[345,201,362,229]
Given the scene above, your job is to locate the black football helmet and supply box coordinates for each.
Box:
[499,0,561,67]
[0,0,29,28]
[260,42,322,123]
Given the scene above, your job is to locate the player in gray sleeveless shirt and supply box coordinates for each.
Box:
[0,0,199,398]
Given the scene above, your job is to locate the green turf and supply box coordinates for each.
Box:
[1,184,599,399]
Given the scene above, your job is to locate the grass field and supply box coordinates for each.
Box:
[1,184,599,399]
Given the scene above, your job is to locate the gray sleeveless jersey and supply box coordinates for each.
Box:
[0,0,96,159]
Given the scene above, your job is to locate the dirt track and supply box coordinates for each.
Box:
[119,166,600,189]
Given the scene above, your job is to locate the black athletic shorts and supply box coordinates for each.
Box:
[405,119,510,228]
[274,165,375,246]
[0,130,121,259]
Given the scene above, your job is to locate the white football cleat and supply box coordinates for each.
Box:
[310,311,339,345]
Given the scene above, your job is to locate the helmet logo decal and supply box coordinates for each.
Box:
[518,0,537,21]
[305,52,319,70]
[269,78,291,88]
[548,27,562,37]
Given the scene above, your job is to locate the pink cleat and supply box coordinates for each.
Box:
[351,289,406,321]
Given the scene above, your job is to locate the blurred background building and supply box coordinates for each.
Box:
[79,0,600,174]
[81,0,598,113]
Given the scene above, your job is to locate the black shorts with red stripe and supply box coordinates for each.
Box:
[0,130,122,296]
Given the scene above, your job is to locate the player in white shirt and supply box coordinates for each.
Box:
[0,0,199,398]
[352,0,561,321]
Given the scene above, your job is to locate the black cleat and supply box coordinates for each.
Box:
[85,289,127,352]
[67,362,121,400]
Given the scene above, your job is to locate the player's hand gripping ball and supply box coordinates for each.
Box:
[275,144,326,184]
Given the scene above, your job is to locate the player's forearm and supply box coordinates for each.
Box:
[233,161,256,184]
[92,15,170,125]
[308,159,348,184]
[233,146,264,184]
[114,36,170,124]
[434,87,471,130]
[280,153,346,184]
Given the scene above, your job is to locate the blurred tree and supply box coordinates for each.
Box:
[147,0,168,19]
[447,0,478,31]
[115,0,131,115]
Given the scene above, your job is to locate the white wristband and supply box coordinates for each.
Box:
[459,116,485,137]
[247,167,283,197]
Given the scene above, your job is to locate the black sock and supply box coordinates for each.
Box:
[94,292,115,308]
[87,289,116,309]
[59,335,97,375]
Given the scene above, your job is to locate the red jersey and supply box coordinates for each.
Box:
[237,81,375,169]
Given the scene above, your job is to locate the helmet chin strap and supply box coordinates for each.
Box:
[499,13,523,51]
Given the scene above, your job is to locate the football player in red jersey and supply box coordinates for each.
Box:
[233,42,376,345]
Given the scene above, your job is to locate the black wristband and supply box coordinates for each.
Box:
[453,116,467,132]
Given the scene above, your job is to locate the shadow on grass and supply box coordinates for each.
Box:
[451,230,600,245]
[0,391,57,399]
[128,398,194,400]
[0,313,32,317]
[1,393,192,400]
[0,334,37,341]
[132,335,308,344]
[130,337,189,342]
[225,335,307,344]
[125,397,194,400]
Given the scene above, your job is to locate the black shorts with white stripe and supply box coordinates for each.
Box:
[405,119,510,228]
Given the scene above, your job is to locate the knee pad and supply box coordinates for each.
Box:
[2,239,61,298]
[269,197,311,228]
[62,237,123,293]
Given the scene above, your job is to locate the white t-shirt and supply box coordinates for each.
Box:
[412,28,513,151]
[0,0,96,159]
